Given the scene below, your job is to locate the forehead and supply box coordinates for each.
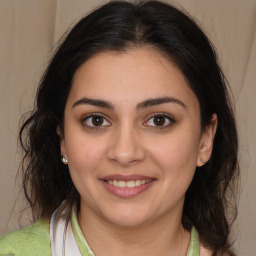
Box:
[68,47,199,110]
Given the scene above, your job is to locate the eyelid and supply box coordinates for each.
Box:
[81,112,111,128]
[143,112,175,128]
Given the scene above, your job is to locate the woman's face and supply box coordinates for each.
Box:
[60,47,215,227]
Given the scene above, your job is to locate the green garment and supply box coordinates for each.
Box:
[0,210,200,256]
[0,219,50,256]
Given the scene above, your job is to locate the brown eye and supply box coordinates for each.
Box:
[153,116,166,126]
[92,116,104,126]
[145,114,174,128]
[83,115,110,127]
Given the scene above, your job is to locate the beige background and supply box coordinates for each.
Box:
[0,0,255,255]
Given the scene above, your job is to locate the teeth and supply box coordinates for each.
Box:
[127,180,136,188]
[118,181,126,188]
[106,179,151,188]
[135,180,141,186]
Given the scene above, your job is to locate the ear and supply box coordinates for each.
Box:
[57,126,66,157]
[197,114,218,167]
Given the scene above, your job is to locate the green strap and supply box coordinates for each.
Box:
[187,226,200,256]
[71,210,95,256]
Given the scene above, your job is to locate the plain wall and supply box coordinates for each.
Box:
[0,1,255,255]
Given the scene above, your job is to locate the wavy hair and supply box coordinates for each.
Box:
[19,1,239,255]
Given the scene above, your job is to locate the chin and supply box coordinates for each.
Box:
[107,216,150,228]
[100,206,153,228]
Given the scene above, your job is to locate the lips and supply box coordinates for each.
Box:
[100,174,156,198]
[107,179,151,188]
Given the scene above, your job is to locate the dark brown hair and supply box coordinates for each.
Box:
[19,1,239,255]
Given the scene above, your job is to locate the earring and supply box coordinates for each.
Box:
[201,159,206,163]
[61,155,68,164]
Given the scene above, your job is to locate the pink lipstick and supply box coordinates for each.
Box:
[100,174,156,198]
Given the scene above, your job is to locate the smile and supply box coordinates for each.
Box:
[100,175,155,198]
[106,179,151,188]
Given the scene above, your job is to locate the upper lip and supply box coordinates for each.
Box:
[100,174,156,181]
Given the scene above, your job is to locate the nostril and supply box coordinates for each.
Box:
[106,130,146,166]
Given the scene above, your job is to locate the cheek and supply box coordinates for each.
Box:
[148,128,200,179]
[65,136,108,201]
[65,134,107,176]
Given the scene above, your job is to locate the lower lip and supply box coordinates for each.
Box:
[101,180,155,198]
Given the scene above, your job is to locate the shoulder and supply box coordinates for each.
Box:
[0,218,51,256]
[200,244,231,256]
[200,244,213,256]
[200,243,233,256]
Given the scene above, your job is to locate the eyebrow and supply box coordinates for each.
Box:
[136,97,186,110]
[72,98,114,109]
[72,96,186,110]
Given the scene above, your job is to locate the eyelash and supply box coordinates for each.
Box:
[81,112,175,129]
[144,113,175,129]
[82,113,111,128]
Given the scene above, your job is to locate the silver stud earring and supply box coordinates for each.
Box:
[201,159,206,163]
[61,155,68,164]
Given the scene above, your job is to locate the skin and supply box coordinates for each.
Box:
[59,47,217,256]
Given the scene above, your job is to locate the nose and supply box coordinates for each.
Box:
[107,124,146,167]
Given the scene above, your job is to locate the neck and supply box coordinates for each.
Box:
[78,206,191,256]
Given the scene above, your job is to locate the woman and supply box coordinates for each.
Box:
[0,1,239,255]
